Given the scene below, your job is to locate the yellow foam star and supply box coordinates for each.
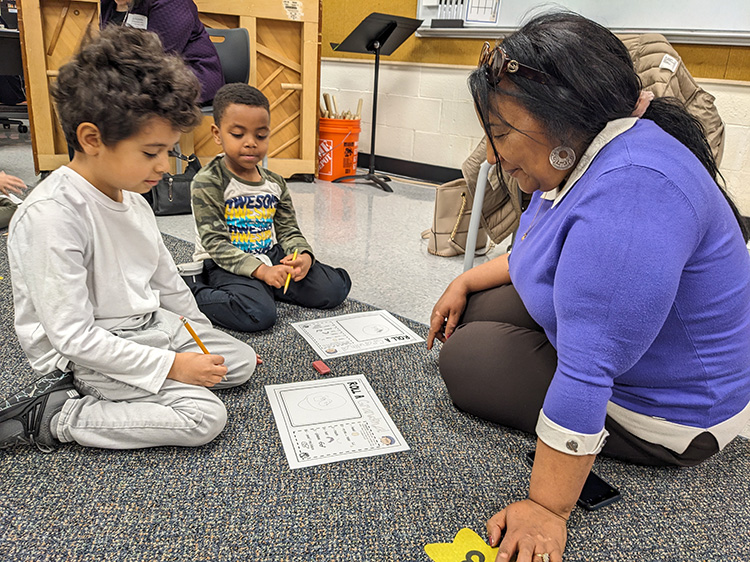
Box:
[425,528,499,562]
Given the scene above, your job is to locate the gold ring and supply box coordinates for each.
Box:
[536,554,550,562]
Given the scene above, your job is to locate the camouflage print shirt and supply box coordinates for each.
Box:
[191,155,314,278]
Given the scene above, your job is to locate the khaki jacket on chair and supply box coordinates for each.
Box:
[462,33,726,245]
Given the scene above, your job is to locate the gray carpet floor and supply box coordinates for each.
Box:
[0,234,749,561]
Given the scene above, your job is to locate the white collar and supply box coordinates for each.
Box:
[541,117,638,207]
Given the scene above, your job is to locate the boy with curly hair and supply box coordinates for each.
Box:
[0,26,257,451]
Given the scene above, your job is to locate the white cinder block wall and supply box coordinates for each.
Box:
[320,59,484,172]
[321,58,750,215]
[706,80,750,215]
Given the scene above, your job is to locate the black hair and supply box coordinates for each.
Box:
[470,11,749,241]
[52,25,202,151]
[212,83,270,126]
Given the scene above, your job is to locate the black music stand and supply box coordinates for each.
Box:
[330,13,422,192]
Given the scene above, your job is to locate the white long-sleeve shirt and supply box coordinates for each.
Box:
[8,166,209,394]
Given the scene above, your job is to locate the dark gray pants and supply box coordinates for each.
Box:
[189,244,351,333]
[439,284,719,467]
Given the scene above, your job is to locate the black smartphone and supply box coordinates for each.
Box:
[525,450,621,511]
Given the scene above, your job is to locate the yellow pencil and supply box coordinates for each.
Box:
[283,249,298,294]
[180,316,209,354]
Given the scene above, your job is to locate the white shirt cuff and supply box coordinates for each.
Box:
[535,409,609,456]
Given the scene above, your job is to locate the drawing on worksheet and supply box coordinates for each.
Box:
[265,374,410,469]
[291,310,423,359]
[466,0,500,24]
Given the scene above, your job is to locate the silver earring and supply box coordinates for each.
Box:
[549,146,576,170]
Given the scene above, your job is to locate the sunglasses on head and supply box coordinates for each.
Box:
[478,41,556,86]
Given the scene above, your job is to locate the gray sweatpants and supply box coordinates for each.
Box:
[55,309,256,449]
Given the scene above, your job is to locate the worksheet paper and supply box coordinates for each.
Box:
[265,374,410,469]
[291,310,423,359]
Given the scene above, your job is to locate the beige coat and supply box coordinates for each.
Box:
[461,33,726,245]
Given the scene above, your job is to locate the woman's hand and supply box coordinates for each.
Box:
[487,499,567,562]
[427,253,512,350]
[488,440,593,561]
[427,279,469,349]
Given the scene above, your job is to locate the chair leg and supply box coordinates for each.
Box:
[463,160,492,272]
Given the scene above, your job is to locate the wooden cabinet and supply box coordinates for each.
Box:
[17,0,98,174]
[18,0,321,177]
[190,1,321,177]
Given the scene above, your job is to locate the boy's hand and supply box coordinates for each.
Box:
[253,263,294,289]
[167,352,227,387]
[281,251,312,282]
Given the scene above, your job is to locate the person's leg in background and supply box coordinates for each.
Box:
[0,75,25,105]
[0,198,18,228]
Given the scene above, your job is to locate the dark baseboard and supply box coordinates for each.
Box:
[356,152,462,185]
[351,157,750,237]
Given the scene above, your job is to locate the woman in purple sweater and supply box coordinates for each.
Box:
[100,0,223,103]
[427,12,750,562]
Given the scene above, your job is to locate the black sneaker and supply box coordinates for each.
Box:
[0,370,79,452]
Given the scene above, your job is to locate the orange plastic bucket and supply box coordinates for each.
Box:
[318,117,360,181]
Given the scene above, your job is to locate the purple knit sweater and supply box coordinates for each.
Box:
[509,119,750,435]
[101,0,224,103]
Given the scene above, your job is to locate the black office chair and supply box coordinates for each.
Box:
[0,27,28,134]
[173,27,251,171]
[202,27,251,115]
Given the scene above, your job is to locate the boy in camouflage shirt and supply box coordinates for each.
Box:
[187,84,351,332]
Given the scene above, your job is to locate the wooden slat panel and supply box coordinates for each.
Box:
[726,46,750,81]
[672,43,732,80]
[194,0,316,23]
[193,8,318,174]
[19,0,99,173]
[300,20,318,163]
[20,1,319,175]
[258,19,302,160]
[258,66,284,90]
[197,13,237,29]
[270,110,301,136]
[41,2,98,70]
[240,15,257,87]
[18,0,50,172]
[44,2,98,153]
[256,43,302,74]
